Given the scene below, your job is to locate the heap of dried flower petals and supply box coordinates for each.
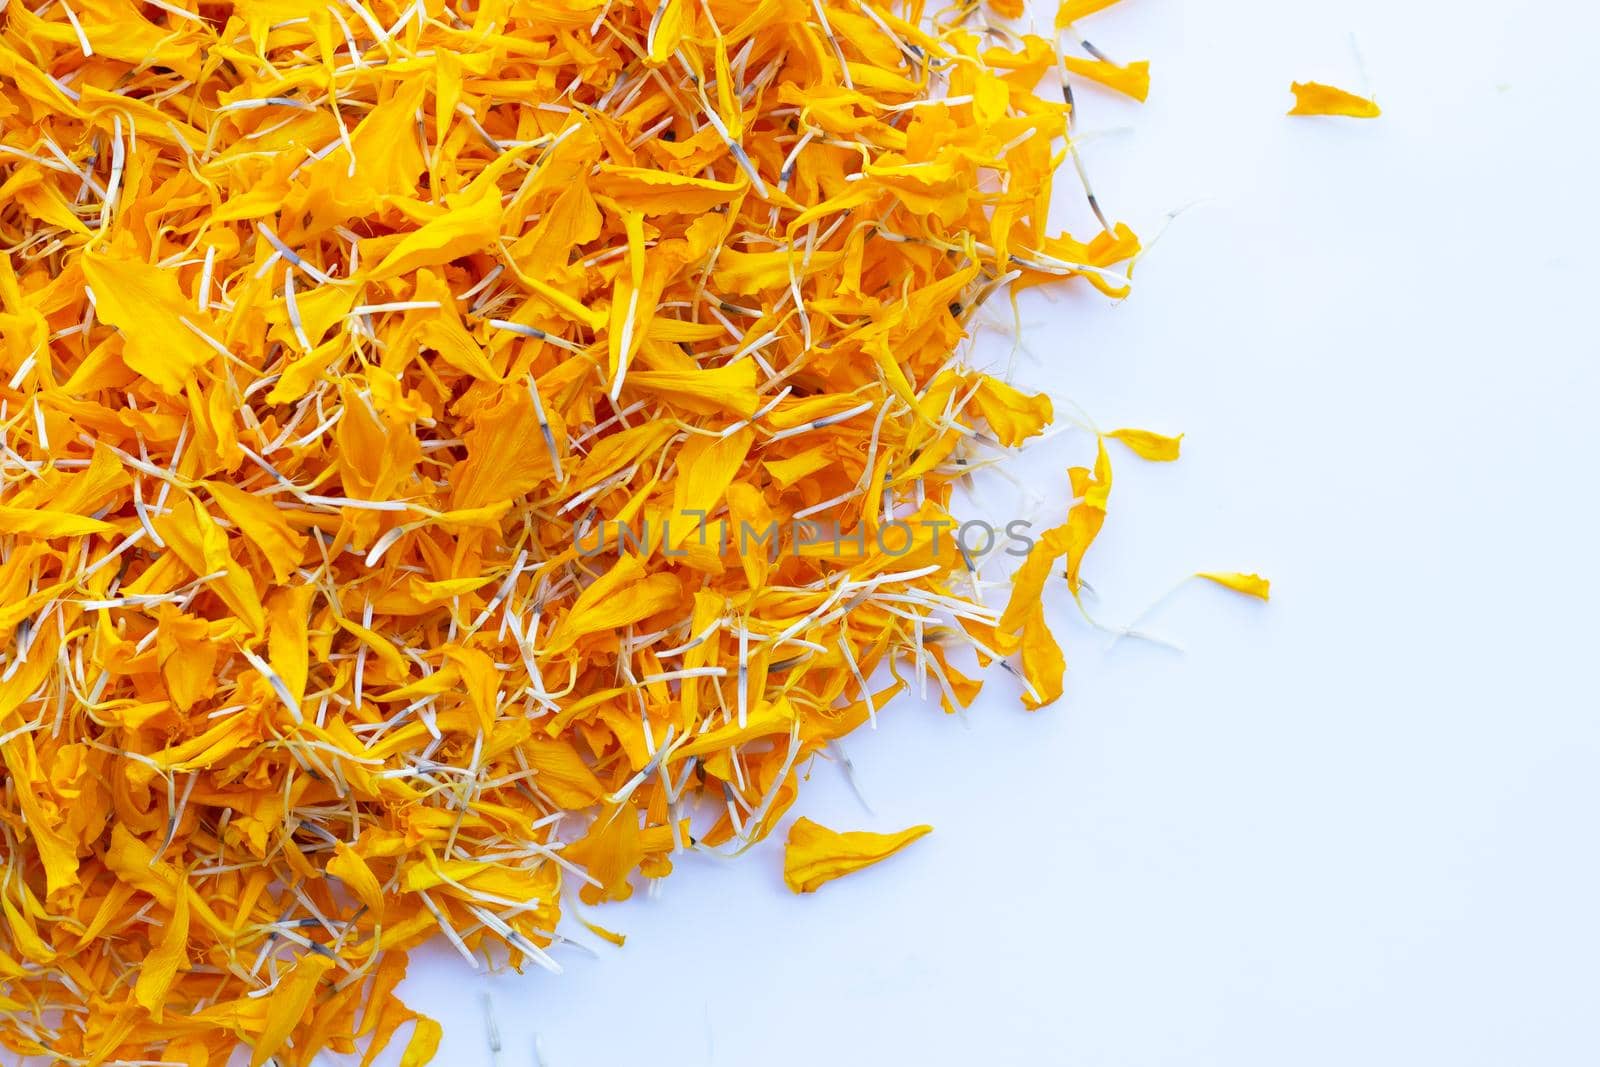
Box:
[0,0,1152,1061]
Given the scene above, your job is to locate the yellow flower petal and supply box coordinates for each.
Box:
[783,818,933,893]
[1288,81,1381,118]
[133,874,189,1019]
[205,481,309,584]
[1196,571,1272,600]
[368,180,503,281]
[1063,56,1152,102]
[1018,610,1066,710]
[1056,0,1124,26]
[81,242,219,394]
[251,953,336,1067]
[1107,427,1183,461]
[399,1017,444,1067]
[328,842,386,919]
[0,504,114,539]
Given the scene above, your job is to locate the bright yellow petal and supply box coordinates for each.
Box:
[133,874,189,1019]
[399,1016,443,1067]
[1062,57,1151,102]
[206,481,308,584]
[251,953,336,1067]
[1056,0,1123,26]
[1107,427,1183,461]
[81,241,219,394]
[1288,82,1381,118]
[1196,571,1272,600]
[783,818,932,893]
[0,505,115,539]
[328,842,385,918]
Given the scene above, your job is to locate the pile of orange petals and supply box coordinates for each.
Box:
[0,0,1141,1061]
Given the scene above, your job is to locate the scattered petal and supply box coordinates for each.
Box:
[1108,428,1183,461]
[1288,81,1382,118]
[783,818,933,893]
[1196,571,1272,600]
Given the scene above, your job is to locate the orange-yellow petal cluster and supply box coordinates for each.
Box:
[0,0,1159,1062]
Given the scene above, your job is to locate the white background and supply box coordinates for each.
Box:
[399,1,1600,1064]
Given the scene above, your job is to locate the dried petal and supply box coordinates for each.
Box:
[1288,81,1382,118]
[783,818,933,893]
[1196,571,1272,600]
